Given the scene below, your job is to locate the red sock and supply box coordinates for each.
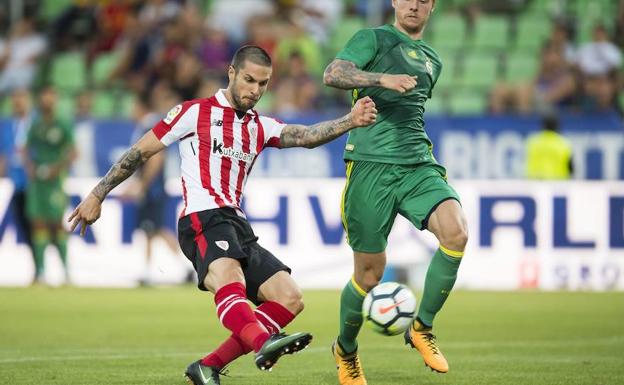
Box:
[214,282,269,353]
[201,301,296,368]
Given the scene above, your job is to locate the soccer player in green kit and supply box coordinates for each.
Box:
[24,86,76,284]
[324,0,469,383]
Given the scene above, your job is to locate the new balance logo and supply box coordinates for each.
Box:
[212,119,223,126]
[212,138,256,163]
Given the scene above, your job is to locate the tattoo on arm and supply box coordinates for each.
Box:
[91,146,145,201]
[323,59,382,89]
[280,114,353,149]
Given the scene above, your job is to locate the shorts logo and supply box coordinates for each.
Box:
[164,104,183,124]
[216,240,229,251]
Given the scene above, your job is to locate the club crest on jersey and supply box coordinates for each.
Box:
[212,138,255,163]
[164,104,182,124]
[425,58,434,75]
[215,240,229,251]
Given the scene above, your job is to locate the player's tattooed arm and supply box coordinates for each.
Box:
[91,146,145,202]
[280,96,377,149]
[324,59,418,93]
[323,59,382,89]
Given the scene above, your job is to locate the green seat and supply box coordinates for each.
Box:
[40,0,74,20]
[93,53,120,85]
[515,16,550,51]
[460,53,500,89]
[424,93,445,115]
[119,92,136,119]
[505,51,539,82]
[51,52,86,91]
[431,14,466,50]
[434,49,458,89]
[471,16,510,49]
[449,89,487,115]
[92,92,116,118]
[1,97,11,117]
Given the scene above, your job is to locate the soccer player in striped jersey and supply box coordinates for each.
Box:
[68,45,377,385]
[324,0,469,384]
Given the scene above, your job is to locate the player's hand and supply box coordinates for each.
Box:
[68,193,102,236]
[351,96,377,127]
[380,74,418,93]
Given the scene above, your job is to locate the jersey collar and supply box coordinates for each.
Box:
[215,89,256,116]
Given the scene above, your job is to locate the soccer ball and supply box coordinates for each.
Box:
[362,282,417,336]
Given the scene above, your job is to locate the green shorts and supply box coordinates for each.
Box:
[26,179,68,222]
[341,161,460,253]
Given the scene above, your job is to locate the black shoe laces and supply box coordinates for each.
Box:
[343,355,363,379]
[421,333,440,355]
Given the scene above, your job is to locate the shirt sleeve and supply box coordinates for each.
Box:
[151,101,199,146]
[335,29,378,69]
[259,116,287,149]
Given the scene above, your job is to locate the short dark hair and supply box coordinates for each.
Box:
[231,45,272,71]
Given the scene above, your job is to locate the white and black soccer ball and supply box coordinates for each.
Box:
[362,282,417,336]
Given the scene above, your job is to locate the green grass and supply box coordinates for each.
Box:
[0,288,623,385]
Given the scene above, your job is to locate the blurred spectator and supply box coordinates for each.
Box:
[0,89,35,272]
[138,0,182,33]
[24,86,76,285]
[150,18,189,90]
[122,94,188,285]
[548,21,576,63]
[575,24,622,112]
[526,115,573,180]
[491,43,575,114]
[196,75,224,99]
[49,0,97,51]
[173,50,203,100]
[197,25,231,75]
[72,91,97,177]
[616,0,624,49]
[272,51,320,116]
[245,15,278,59]
[294,0,343,44]
[86,0,131,74]
[275,19,323,78]
[109,11,153,92]
[209,0,275,43]
[0,18,47,96]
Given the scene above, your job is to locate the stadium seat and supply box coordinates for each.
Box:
[424,93,445,115]
[460,53,500,89]
[434,49,458,89]
[0,97,11,117]
[430,14,466,50]
[449,89,487,115]
[505,51,539,83]
[92,53,120,85]
[470,16,510,50]
[92,92,116,118]
[515,16,551,52]
[40,0,74,20]
[119,92,136,119]
[51,52,87,91]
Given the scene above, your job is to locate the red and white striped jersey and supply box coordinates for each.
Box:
[151,89,286,218]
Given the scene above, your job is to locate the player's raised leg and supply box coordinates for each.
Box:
[405,199,468,373]
[198,271,306,377]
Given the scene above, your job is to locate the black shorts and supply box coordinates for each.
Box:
[178,207,291,305]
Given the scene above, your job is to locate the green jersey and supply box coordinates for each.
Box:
[335,24,442,165]
[26,116,74,179]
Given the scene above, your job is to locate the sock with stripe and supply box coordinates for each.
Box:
[416,247,463,327]
[337,277,367,354]
[202,301,295,368]
[214,282,269,353]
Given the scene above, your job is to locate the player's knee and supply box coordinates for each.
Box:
[441,224,469,252]
[279,288,304,315]
[356,269,383,292]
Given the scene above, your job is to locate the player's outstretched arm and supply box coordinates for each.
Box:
[324,59,417,94]
[280,96,377,149]
[68,131,165,236]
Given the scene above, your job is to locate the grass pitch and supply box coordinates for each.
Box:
[0,287,623,385]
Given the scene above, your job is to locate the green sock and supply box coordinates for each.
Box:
[32,230,50,279]
[417,247,463,327]
[53,229,68,268]
[337,277,367,354]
